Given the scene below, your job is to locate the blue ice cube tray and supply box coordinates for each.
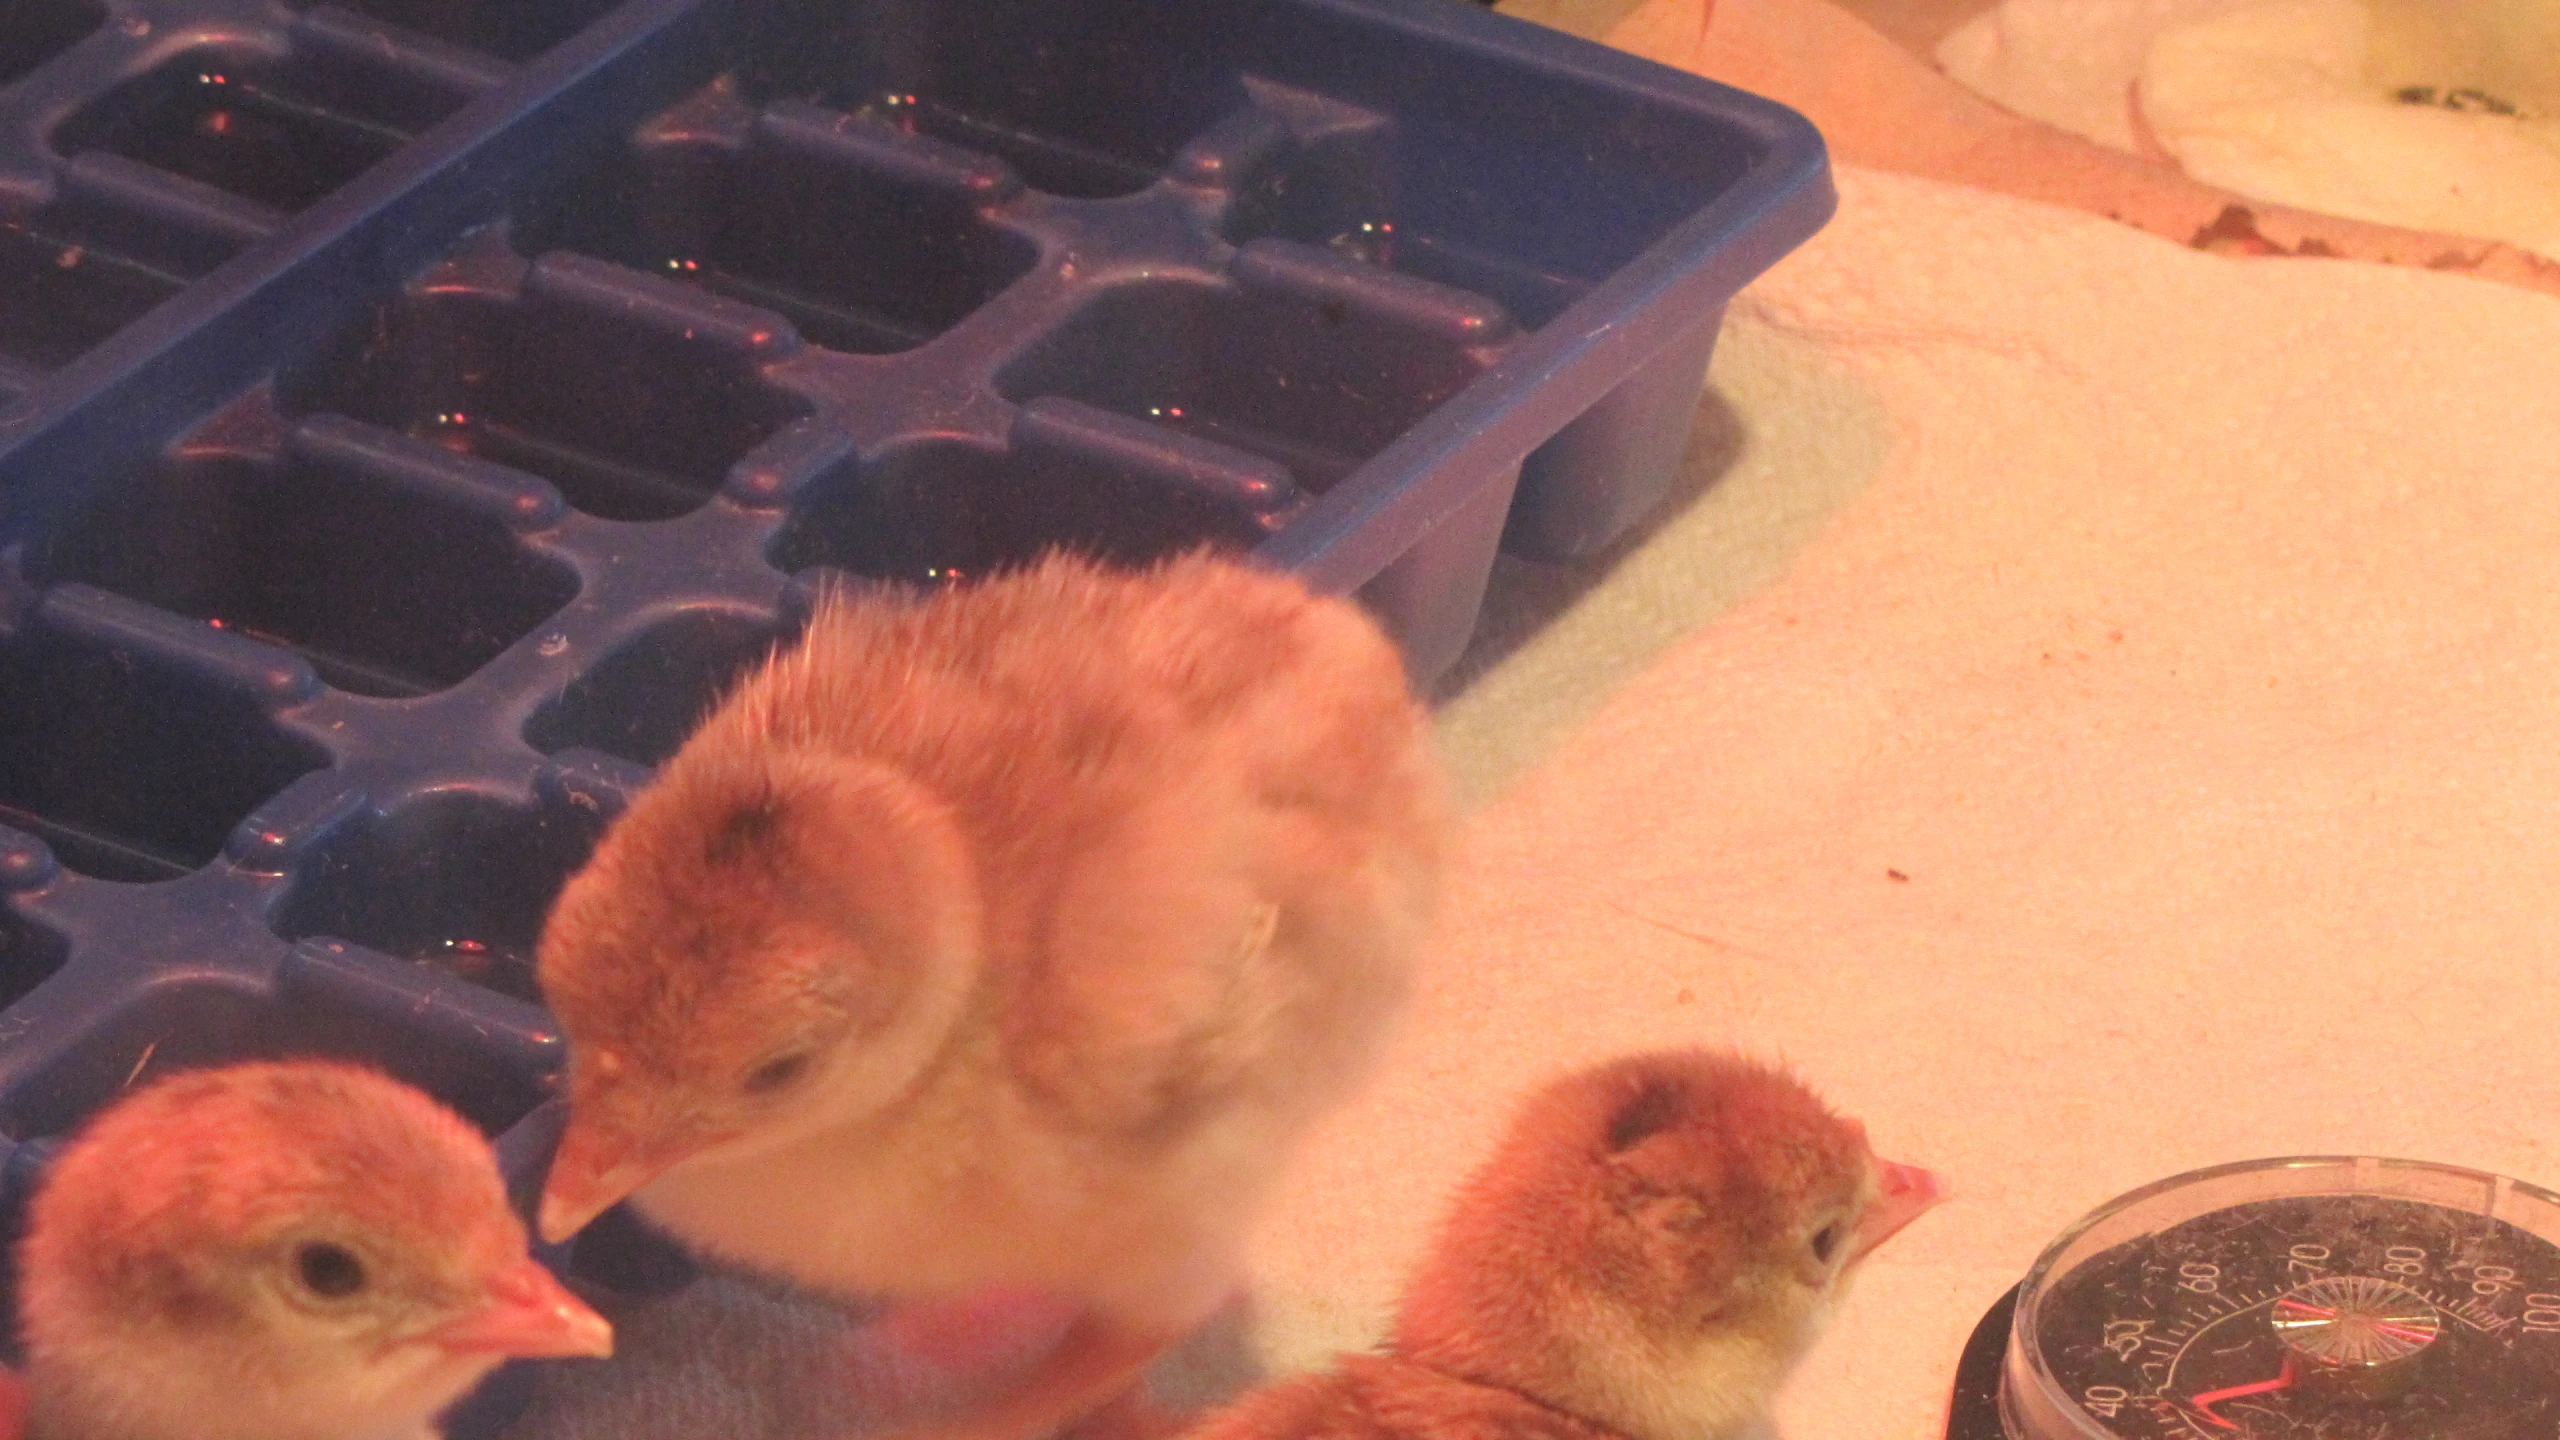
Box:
[0,0,1828,1423]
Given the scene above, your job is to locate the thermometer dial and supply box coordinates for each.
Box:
[1947,1157,2560,1440]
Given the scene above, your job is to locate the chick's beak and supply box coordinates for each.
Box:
[538,1118,718,1245]
[1847,1158,1947,1264]
[424,1258,612,1360]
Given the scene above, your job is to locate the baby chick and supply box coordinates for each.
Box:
[15,1060,612,1440]
[535,551,1450,1440]
[1185,1051,1943,1440]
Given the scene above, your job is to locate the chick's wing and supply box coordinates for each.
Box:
[998,751,1339,1137]
[993,567,1441,1142]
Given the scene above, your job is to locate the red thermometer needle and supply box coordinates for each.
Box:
[2188,1354,2300,1430]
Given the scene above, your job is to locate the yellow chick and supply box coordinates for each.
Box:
[534,551,1449,1440]
[14,1060,611,1440]
[1185,1051,1944,1440]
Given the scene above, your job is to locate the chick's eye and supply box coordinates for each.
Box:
[1809,1223,1843,1265]
[744,1051,812,1095]
[295,1241,367,1299]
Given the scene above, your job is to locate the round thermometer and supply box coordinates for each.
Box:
[1944,1157,2560,1440]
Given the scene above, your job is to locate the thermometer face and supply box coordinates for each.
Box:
[1996,1159,2560,1440]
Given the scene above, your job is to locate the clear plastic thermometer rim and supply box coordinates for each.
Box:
[1997,1155,2560,1440]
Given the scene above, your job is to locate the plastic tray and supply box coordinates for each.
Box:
[0,0,1829,1426]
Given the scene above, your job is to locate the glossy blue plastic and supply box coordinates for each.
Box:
[0,0,1828,1426]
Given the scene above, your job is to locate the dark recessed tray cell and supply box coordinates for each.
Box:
[770,405,1301,585]
[0,214,188,388]
[287,0,634,63]
[29,414,579,698]
[0,912,67,1019]
[0,0,104,88]
[272,785,616,1005]
[734,0,1249,199]
[0,597,330,883]
[997,257,1507,494]
[1221,71,1760,330]
[518,95,1041,355]
[524,608,786,769]
[0,956,552,1141]
[52,44,476,218]
[0,1,1832,1431]
[286,252,815,522]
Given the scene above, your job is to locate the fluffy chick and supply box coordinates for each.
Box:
[1186,1051,1944,1440]
[15,1060,612,1440]
[535,551,1449,1439]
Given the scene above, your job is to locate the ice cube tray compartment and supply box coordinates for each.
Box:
[516,92,1045,356]
[286,248,817,523]
[0,910,65,1018]
[730,0,1252,200]
[0,946,553,1142]
[0,214,188,395]
[50,40,482,220]
[0,2,1832,1429]
[1219,66,1765,330]
[0,0,105,88]
[996,254,1510,495]
[271,782,615,1005]
[769,407,1302,587]
[523,607,788,768]
[30,414,581,698]
[0,592,332,883]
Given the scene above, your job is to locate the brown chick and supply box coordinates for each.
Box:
[1184,1051,1944,1440]
[15,1060,613,1440]
[533,551,1450,1440]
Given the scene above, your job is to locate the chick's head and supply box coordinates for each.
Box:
[1393,1051,1942,1440]
[19,1061,609,1440]
[536,744,981,1242]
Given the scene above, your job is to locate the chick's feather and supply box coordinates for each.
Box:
[14,1060,608,1440]
[536,553,1448,1431]
[1183,1051,1942,1440]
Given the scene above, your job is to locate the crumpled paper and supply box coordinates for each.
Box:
[1607,0,2560,295]
[1936,0,2560,258]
